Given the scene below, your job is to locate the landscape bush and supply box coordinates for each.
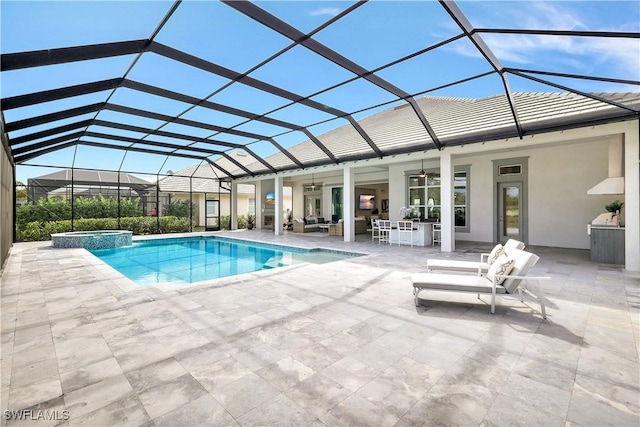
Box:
[163,200,197,219]
[16,196,143,230]
[16,216,192,242]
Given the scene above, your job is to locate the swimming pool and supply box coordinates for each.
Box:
[90,236,359,286]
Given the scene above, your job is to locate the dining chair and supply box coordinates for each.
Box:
[371,218,380,242]
[378,220,391,244]
[397,220,414,247]
[432,222,441,246]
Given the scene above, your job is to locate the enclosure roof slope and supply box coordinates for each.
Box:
[27,169,154,192]
[1,0,638,180]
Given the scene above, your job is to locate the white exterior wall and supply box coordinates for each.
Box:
[452,138,613,249]
[232,120,638,270]
[388,163,406,222]
[457,156,493,243]
[527,139,612,249]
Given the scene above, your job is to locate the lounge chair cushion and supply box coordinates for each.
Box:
[486,255,515,285]
[501,248,539,294]
[411,273,507,294]
[504,239,526,252]
[487,244,504,264]
[426,258,488,273]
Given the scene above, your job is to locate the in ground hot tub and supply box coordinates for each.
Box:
[51,230,132,250]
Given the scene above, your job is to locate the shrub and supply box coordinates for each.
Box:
[120,217,158,235]
[16,216,194,242]
[237,214,247,229]
[42,220,72,238]
[163,200,197,219]
[18,222,46,241]
[219,215,231,230]
[16,196,143,230]
[73,217,118,231]
[16,198,71,229]
[160,216,191,233]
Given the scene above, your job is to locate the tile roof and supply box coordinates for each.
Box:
[218,91,640,177]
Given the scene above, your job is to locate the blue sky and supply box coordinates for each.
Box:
[2,0,639,183]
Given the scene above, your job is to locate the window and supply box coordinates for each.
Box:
[407,166,469,231]
[454,172,467,228]
[304,184,322,218]
[304,195,321,218]
[408,175,426,218]
[248,198,255,214]
[499,164,522,175]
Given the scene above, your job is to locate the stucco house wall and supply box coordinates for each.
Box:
[448,138,615,249]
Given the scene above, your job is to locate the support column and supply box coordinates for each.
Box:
[343,166,355,242]
[624,125,640,272]
[255,180,263,230]
[275,175,283,235]
[440,151,455,252]
[231,180,238,230]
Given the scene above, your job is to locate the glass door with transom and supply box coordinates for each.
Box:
[497,182,523,241]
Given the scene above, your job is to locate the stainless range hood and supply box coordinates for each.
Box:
[587,135,625,195]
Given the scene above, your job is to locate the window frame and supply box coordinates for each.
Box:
[406,164,470,233]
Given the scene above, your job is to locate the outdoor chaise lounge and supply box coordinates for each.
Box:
[425,238,525,274]
[412,248,549,317]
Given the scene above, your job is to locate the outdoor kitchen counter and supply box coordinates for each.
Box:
[589,226,625,265]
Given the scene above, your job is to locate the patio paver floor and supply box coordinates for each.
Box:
[1,230,638,426]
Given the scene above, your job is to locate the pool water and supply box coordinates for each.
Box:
[90,236,357,286]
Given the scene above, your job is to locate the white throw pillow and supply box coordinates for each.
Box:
[486,254,515,285]
[487,244,504,265]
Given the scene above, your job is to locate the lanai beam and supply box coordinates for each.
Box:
[439,0,523,139]
[224,0,441,151]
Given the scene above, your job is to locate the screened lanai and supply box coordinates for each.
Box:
[1,1,639,266]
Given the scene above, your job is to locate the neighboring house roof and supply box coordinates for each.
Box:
[159,155,255,194]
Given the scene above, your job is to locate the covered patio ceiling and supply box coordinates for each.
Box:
[1,1,639,181]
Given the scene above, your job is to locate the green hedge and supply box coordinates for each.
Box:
[220,215,231,230]
[17,196,143,229]
[163,200,197,218]
[218,215,251,230]
[17,216,192,242]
